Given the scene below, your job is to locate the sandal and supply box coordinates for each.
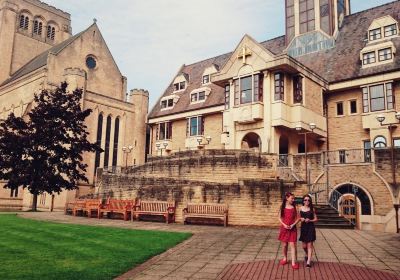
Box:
[279,259,288,265]
[292,263,299,269]
[306,263,311,268]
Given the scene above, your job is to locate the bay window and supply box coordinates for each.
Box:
[362,82,394,113]
[233,74,263,106]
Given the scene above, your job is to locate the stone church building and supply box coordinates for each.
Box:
[148,0,400,232]
[0,0,148,211]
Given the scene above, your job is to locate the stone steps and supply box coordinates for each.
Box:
[315,204,354,229]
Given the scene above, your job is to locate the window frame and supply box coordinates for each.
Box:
[363,51,376,65]
[378,48,392,62]
[187,116,204,137]
[349,100,357,114]
[173,81,186,92]
[373,135,387,148]
[384,24,397,37]
[233,74,263,106]
[369,28,382,41]
[336,101,344,116]
[160,98,174,109]
[362,82,394,113]
[274,72,285,101]
[202,75,210,84]
[157,122,172,140]
[224,84,230,109]
[293,75,303,104]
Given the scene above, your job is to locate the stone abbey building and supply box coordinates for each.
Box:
[148,0,400,232]
[0,0,148,211]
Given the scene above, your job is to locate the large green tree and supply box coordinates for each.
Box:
[0,82,101,211]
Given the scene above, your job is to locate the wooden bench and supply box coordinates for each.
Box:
[183,203,228,227]
[132,200,176,224]
[99,199,134,221]
[71,199,86,216]
[85,199,102,218]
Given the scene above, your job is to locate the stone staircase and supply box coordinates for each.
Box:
[314,204,354,229]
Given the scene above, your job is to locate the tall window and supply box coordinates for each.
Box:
[293,75,303,104]
[112,118,119,167]
[274,73,284,101]
[224,84,230,109]
[233,74,263,105]
[336,102,344,116]
[299,0,315,34]
[94,114,103,174]
[103,116,112,167]
[187,116,204,136]
[350,100,357,114]
[33,20,43,36]
[286,0,295,43]
[47,25,55,41]
[19,14,29,30]
[364,141,371,162]
[157,122,172,140]
[320,0,331,34]
[362,83,393,112]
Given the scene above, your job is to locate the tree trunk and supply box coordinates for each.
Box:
[31,194,38,211]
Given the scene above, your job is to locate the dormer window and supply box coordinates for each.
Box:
[378,48,392,61]
[161,98,174,109]
[202,75,210,84]
[369,28,381,41]
[190,91,206,103]
[173,81,185,91]
[363,52,376,65]
[384,24,397,37]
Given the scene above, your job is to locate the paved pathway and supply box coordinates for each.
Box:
[20,212,400,280]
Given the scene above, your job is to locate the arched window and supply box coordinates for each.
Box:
[373,136,387,148]
[94,114,103,174]
[19,14,29,30]
[47,25,56,41]
[33,19,43,36]
[112,118,120,167]
[103,115,112,167]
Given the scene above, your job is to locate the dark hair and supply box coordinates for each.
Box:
[302,194,314,213]
[280,192,295,218]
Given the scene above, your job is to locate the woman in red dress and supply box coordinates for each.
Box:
[278,192,300,269]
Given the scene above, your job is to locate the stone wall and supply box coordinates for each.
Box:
[96,150,307,226]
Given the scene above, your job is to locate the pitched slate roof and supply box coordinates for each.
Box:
[0,28,87,87]
[149,1,400,120]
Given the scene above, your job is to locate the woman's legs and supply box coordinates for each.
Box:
[281,242,288,261]
[302,242,308,258]
[289,242,297,265]
[307,242,313,265]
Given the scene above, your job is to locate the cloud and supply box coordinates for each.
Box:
[42,0,393,108]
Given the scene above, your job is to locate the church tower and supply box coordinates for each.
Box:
[0,0,71,84]
[285,0,351,57]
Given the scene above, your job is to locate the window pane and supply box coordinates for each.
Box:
[370,84,385,112]
[234,79,240,105]
[370,85,384,98]
[198,91,205,100]
[362,87,369,113]
[174,83,179,91]
[159,123,165,140]
[293,76,303,104]
[225,84,230,109]
[191,93,197,102]
[240,76,252,104]
[179,82,185,90]
[384,24,397,37]
[394,139,400,148]
[161,100,167,109]
[350,100,357,114]
[190,117,198,136]
[167,99,173,107]
[337,102,344,115]
[373,136,387,148]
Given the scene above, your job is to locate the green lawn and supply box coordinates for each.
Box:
[0,214,191,280]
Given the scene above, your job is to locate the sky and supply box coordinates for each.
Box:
[43,0,396,108]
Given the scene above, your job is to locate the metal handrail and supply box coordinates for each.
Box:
[328,188,355,226]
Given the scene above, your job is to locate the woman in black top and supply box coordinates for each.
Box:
[299,194,318,267]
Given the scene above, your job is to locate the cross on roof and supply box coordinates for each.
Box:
[237,45,252,64]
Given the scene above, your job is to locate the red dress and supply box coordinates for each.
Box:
[278,207,297,242]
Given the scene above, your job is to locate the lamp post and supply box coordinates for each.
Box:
[295,122,316,188]
[376,112,400,233]
[122,145,133,169]
[156,141,169,156]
